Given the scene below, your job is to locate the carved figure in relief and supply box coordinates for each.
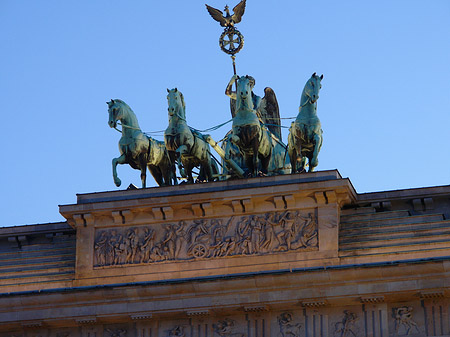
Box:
[211,219,227,245]
[93,210,318,267]
[151,242,166,261]
[250,215,264,253]
[236,216,252,254]
[299,213,318,247]
[395,306,419,335]
[162,224,180,260]
[105,328,127,337]
[260,213,280,252]
[94,231,108,266]
[140,228,155,263]
[276,212,296,251]
[333,310,358,337]
[174,221,187,258]
[109,230,124,265]
[213,318,244,337]
[188,219,211,245]
[168,325,185,337]
[278,312,302,337]
[125,228,140,264]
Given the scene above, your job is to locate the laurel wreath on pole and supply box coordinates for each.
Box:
[219,27,244,56]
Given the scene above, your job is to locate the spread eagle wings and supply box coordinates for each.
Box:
[260,87,282,141]
[205,0,247,27]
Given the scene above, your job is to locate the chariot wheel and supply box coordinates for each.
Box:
[219,28,244,55]
[192,243,208,258]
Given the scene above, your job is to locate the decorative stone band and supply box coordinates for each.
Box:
[93,210,318,267]
[75,317,97,325]
[21,321,43,328]
[301,300,328,307]
[186,310,210,317]
[130,313,153,320]
[243,305,269,312]
[419,291,445,299]
[360,296,385,303]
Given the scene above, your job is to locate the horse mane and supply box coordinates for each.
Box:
[178,91,186,110]
[113,99,133,114]
[112,99,140,128]
[175,90,186,120]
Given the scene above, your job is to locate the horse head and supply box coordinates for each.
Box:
[107,98,127,128]
[166,88,186,120]
[236,75,254,110]
[304,72,323,104]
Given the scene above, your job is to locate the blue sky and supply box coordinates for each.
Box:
[1,1,449,227]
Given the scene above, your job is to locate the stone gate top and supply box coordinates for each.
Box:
[59,170,356,286]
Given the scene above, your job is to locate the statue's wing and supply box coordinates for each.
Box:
[260,87,282,141]
[231,0,246,24]
[205,4,227,27]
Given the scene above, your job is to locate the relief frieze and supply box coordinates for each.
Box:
[94,210,318,267]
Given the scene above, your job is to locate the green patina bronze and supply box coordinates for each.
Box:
[223,75,290,178]
[229,75,273,177]
[288,73,324,173]
[107,99,176,188]
[164,88,219,184]
[105,4,326,186]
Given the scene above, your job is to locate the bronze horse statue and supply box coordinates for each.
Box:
[107,99,176,188]
[288,73,323,173]
[231,75,272,177]
[164,88,219,183]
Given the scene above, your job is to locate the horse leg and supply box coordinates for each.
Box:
[291,150,298,174]
[259,148,271,176]
[160,165,171,186]
[309,133,323,172]
[139,157,148,188]
[167,151,178,185]
[204,161,214,182]
[288,131,297,174]
[253,140,259,177]
[112,154,127,187]
[243,154,253,178]
[185,162,195,184]
[177,145,194,182]
[149,165,164,186]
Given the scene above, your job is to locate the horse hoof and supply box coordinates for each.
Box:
[114,179,122,187]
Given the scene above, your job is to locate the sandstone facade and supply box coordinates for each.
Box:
[0,171,449,336]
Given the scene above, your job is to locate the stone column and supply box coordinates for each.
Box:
[303,307,328,337]
[423,298,449,336]
[362,303,388,337]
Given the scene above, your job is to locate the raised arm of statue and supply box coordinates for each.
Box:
[225,74,239,100]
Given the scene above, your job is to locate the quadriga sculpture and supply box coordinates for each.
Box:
[288,73,323,173]
[164,88,219,183]
[230,75,273,177]
[107,99,176,188]
[222,77,290,178]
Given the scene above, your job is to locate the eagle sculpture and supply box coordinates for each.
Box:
[205,0,246,28]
